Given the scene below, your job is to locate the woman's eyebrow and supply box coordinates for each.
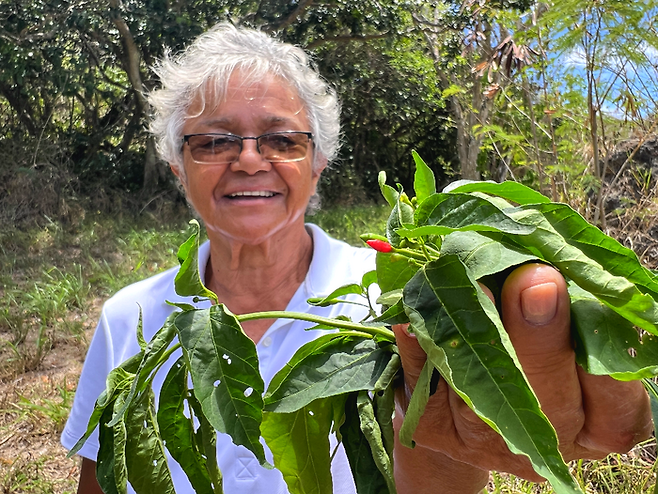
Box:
[195,115,299,129]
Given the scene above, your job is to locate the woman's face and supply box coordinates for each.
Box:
[175,73,324,246]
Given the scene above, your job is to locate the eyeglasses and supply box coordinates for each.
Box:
[182,131,313,164]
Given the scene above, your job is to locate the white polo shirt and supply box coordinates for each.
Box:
[61,224,376,494]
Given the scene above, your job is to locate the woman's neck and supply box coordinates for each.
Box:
[204,224,314,342]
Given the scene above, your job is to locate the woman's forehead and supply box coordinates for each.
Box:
[187,71,305,117]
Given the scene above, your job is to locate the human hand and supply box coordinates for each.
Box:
[393,263,653,482]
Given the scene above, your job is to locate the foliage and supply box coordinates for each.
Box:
[0,0,456,223]
[73,155,658,494]
[474,0,658,218]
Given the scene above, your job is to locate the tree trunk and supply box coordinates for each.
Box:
[107,0,161,195]
[142,136,165,196]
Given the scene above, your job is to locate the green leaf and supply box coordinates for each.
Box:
[398,358,433,449]
[526,203,658,299]
[264,334,395,413]
[175,220,218,303]
[373,352,401,396]
[375,252,419,294]
[440,231,538,280]
[340,393,391,494]
[376,290,402,307]
[175,305,266,464]
[412,151,435,203]
[442,84,463,98]
[373,376,396,460]
[262,397,344,494]
[569,284,658,380]
[378,171,399,208]
[447,181,550,205]
[506,207,658,333]
[136,306,147,351]
[410,193,535,236]
[124,389,175,494]
[112,393,129,494]
[373,298,408,325]
[96,402,123,494]
[189,394,223,493]
[386,199,414,248]
[361,270,378,290]
[356,391,396,494]
[68,355,141,457]
[108,315,178,427]
[167,301,197,312]
[307,283,363,307]
[158,356,214,494]
[403,255,582,493]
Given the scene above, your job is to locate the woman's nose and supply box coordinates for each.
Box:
[230,139,272,175]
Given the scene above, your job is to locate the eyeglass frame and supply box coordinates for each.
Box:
[182,130,314,164]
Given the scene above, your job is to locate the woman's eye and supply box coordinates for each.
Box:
[267,135,295,148]
[209,137,234,148]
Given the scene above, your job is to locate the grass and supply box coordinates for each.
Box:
[0,204,657,492]
[487,447,658,492]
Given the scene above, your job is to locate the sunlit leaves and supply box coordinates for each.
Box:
[124,389,176,494]
[570,285,658,380]
[77,173,658,494]
[158,356,214,494]
[264,334,396,414]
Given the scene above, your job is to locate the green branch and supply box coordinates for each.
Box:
[237,311,395,341]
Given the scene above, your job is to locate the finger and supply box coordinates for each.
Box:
[392,323,427,397]
[501,263,584,443]
[393,286,544,480]
[575,370,652,457]
[394,284,493,395]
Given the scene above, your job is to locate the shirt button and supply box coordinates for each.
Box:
[262,336,273,347]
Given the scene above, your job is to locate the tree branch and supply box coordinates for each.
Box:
[107,0,147,111]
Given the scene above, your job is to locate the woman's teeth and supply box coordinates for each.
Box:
[229,191,275,198]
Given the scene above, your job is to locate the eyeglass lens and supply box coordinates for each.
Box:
[186,132,310,164]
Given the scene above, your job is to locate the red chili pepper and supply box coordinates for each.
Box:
[366,239,393,253]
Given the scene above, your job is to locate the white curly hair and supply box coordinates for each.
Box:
[148,22,341,180]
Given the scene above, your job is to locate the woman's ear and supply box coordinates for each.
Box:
[312,156,327,179]
[170,163,188,194]
[311,157,327,195]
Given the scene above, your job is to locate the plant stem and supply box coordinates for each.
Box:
[237,311,395,341]
[392,247,427,261]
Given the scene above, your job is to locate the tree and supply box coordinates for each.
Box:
[541,0,658,225]
[411,0,535,180]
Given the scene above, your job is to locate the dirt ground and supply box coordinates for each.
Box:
[0,310,98,494]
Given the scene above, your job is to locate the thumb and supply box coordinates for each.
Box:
[501,263,584,436]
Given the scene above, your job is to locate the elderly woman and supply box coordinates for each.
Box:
[61,23,652,494]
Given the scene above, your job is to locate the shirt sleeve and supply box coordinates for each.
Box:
[60,306,117,460]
